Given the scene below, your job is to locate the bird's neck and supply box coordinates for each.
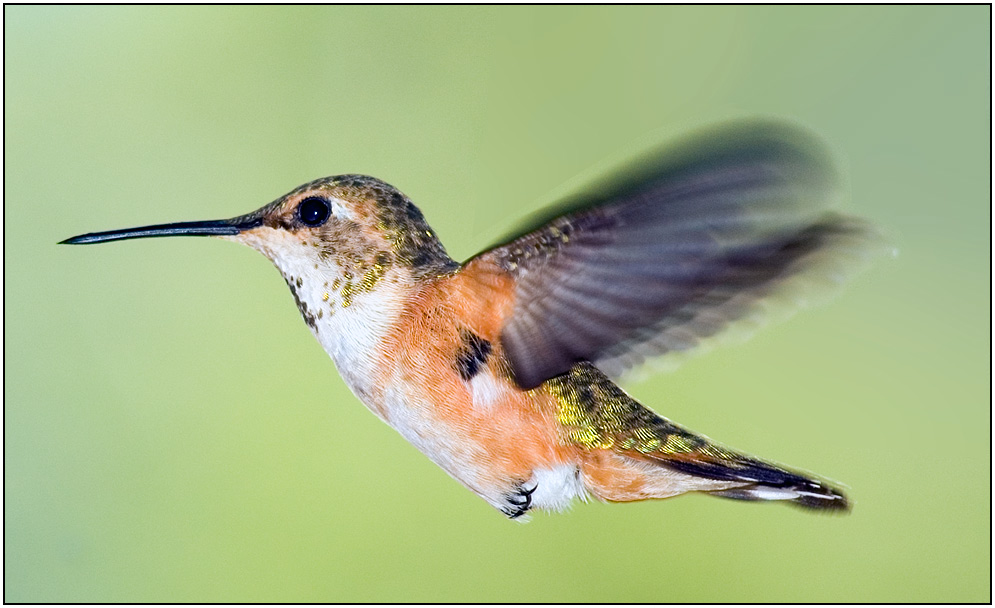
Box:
[284,262,416,404]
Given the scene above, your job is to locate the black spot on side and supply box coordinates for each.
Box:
[455,329,492,381]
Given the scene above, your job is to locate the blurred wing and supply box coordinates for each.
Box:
[470,120,876,390]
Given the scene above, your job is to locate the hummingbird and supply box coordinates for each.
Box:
[62,121,874,519]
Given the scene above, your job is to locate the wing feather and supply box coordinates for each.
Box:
[470,120,877,389]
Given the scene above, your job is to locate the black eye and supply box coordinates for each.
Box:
[298,197,331,227]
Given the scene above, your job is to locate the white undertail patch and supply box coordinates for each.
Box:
[528,465,589,512]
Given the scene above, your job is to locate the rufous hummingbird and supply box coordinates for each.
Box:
[62,121,874,519]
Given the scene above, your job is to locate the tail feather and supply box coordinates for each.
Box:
[662,452,850,512]
[707,477,850,512]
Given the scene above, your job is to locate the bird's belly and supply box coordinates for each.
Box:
[373,366,584,513]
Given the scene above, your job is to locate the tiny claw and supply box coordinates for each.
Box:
[504,483,538,517]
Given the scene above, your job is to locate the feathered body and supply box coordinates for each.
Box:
[64,121,874,518]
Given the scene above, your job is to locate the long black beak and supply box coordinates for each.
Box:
[60,216,262,245]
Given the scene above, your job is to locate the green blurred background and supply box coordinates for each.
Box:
[4,6,989,602]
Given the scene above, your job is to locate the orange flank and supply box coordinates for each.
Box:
[372,262,580,513]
